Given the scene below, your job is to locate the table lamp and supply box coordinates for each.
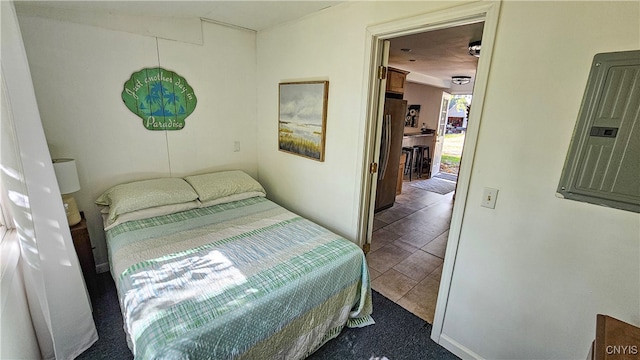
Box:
[52,158,81,226]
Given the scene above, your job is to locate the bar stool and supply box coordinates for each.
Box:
[401,147,414,181]
[412,145,431,178]
[412,145,425,178]
[422,145,431,178]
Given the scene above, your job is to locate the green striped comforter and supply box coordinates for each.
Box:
[106,196,373,359]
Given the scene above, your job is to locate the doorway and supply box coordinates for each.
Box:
[358,2,501,348]
[439,95,472,179]
[369,24,481,325]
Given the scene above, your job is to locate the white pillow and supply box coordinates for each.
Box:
[102,201,200,230]
[184,170,265,203]
[96,178,198,222]
[198,191,265,209]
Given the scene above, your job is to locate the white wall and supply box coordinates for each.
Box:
[256,1,463,239]
[17,13,258,268]
[404,82,443,131]
[442,2,639,358]
[402,82,444,160]
[256,1,639,358]
[403,81,443,133]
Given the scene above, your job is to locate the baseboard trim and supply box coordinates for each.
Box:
[439,333,483,360]
[95,262,110,274]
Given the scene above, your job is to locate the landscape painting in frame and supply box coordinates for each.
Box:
[278,81,328,161]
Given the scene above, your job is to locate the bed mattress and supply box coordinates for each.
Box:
[105,196,373,359]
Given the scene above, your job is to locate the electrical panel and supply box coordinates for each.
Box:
[557,50,640,213]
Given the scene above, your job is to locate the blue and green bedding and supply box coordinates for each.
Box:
[106,196,373,359]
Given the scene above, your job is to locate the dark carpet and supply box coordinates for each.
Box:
[409,177,457,195]
[79,273,459,360]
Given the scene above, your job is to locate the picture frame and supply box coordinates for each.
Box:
[278,81,329,162]
[406,104,421,127]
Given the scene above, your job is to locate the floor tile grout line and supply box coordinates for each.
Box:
[371,226,449,255]
[377,192,454,234]
[371,183,455,324]
[392,254,444,282]
[393,266,443,321]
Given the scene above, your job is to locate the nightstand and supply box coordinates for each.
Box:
[70,216,97,297]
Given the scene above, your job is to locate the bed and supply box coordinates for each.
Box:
[97,170,373,359]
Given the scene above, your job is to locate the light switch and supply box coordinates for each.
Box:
[234,141,240,152]
[481,187,498,209]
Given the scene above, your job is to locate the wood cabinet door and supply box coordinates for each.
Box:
[386,68,409,94]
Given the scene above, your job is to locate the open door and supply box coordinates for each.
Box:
[361,39,391,253]
[431,92,451,176]
[359,3,501,353]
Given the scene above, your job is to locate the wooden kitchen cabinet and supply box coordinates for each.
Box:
[386,67,409,95]
[397,153,406,195]
[70,217,97,297]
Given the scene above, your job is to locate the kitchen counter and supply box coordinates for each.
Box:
[403,132,434,138]
[402,132,434,150]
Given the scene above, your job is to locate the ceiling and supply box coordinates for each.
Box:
[15,1,483,93]
[14,0,345,31]
[389,21,485,94]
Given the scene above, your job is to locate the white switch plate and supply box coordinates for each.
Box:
[481,187,498,209]
[234,141,240,152]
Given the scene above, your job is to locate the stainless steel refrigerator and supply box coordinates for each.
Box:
[375,98,407,212]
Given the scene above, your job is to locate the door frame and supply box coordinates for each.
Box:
[356,2,501,357]
[432,91,452,177]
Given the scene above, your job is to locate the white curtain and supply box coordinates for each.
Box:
[0,2,98,359]
[0,79,14,232]
[0,193,14,230]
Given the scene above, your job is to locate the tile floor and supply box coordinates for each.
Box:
[367,179,454,323]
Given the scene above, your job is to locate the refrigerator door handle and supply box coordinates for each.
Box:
[378,114,392,180]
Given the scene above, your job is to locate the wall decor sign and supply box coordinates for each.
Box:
[122,67,197,130]
[278,81,328,162]
[405,104,421,127]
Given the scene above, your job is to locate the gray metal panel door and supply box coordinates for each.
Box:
[558,50,640,212]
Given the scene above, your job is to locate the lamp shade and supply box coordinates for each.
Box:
[52,159,80,194]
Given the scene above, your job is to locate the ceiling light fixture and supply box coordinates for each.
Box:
[468,40,481,57]
[451,76,471,85]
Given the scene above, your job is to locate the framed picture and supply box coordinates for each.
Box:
[406,104,420,127]
[278,81,329,161]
